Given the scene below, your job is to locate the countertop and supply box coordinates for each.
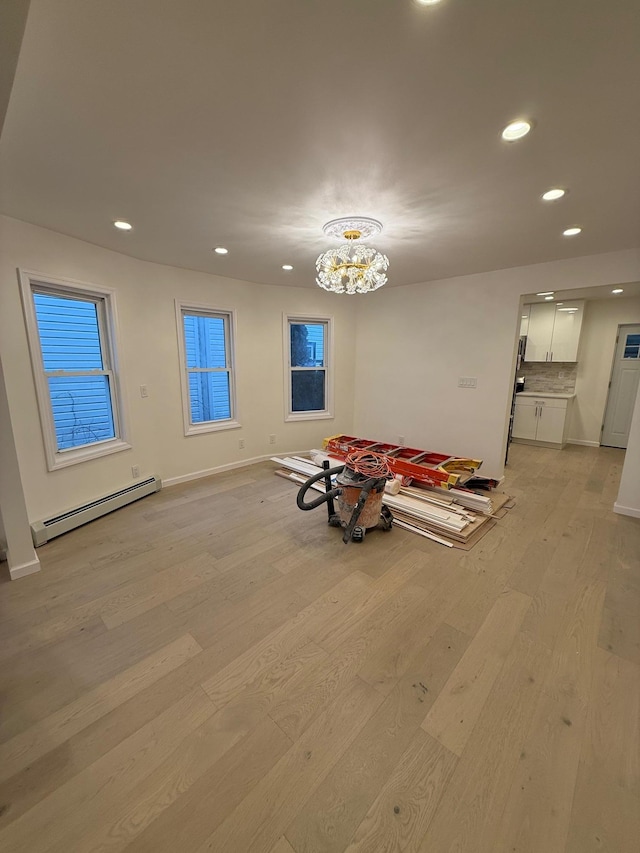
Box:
[517,391,576,399]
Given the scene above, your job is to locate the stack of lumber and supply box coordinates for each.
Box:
[404,483,495,515]
[271,455,513,549]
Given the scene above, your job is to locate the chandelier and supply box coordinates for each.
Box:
[316,217,389,294]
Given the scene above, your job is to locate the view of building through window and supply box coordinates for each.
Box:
[289,321,327,412]
[32,291,116,450]
[182,311,233,423]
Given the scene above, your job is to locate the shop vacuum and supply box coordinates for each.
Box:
[296,450,394,543]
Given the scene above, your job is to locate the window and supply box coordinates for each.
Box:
[623,333,640,359]
[176,303,239,435]
[284,315,333,421]
[19,271,129,470]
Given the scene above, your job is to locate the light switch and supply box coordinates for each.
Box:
[458,377,478,388]
[140,384,149,398]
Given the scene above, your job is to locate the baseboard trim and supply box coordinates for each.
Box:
[162,451,308,488]
[9,557,41,580]
[566,439,600,447]
[613,502,640,519]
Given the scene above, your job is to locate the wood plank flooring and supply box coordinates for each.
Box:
[0,444,638,852]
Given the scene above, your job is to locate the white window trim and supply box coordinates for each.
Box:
[283,313,334,422]
[175,300,241,436]
[18,269,131,471]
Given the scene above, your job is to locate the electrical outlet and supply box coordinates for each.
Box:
[131,465,140,478]
[140,384,149,398]
[239,439,245,449]
[398,435,405,445]
[269,434,276,444]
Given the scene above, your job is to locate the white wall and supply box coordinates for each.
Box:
[615,380,640,517]
[353,250,640,479]
[2,213,639,523]
[568,294,640,445]
[0,216,357,521]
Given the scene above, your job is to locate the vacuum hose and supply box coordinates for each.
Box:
[296,464,344,511]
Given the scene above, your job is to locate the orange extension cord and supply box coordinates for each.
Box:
[345,450,392,479]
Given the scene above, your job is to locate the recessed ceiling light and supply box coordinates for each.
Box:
[557,307,578,312]
[612,288,624,294]
[214,247,228,254]
[415,0,443,5]
[563,227,582,237]
[536,291,554,296]
[542,188,566,201]
[282,264,293,271]
[544,296,555,301]
[521,315,527,319]
[501,120,532,142]
[113,220,132,231]
[557,302,564,306]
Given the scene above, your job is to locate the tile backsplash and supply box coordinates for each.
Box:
[520,362,577,393]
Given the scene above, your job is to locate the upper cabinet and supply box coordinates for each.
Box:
[523,300,584,362]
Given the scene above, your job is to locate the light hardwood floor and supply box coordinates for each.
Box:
[0,444,638,852]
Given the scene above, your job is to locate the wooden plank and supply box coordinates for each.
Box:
[267,580,439,742]
[496,687,587,853]
[0,634,202,784]
[195,677,384,853]
[285,622,467,853]
[416,633,551,853]
[565,761,640,853]
[0,687,216,853]
[125,718,291,853]
[200,572,372,709]
[343,730,457,853]
[421,588,532,756]
[581,648,640,796]
[268,839,296,853]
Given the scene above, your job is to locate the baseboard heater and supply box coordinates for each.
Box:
[30,476,161,547]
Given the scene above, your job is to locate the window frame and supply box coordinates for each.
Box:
[18,270,130,471]
[175,300,240,436]
[283,313,334,422]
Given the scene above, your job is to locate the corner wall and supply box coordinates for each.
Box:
[615,382,640,518]
[0,216,357,522]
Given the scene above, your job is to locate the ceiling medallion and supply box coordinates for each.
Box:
[316,217,389,294]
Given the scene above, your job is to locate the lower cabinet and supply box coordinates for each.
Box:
[512,396,571,447]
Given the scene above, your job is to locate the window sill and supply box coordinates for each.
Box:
[285,411,334,423]
[185,419,242,437]
[48,438,131,471]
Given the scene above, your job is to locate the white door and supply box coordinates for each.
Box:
[602,324,640,449]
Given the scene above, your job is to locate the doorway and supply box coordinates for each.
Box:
[601,323,640,448]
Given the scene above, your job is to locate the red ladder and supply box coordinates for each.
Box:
[323,434,482,489]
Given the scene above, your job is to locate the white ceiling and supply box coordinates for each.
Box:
[1,0,639,289]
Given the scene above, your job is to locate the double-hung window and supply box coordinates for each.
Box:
[176,303,239,435]
[19,272,129,470]
[284,315,333,421]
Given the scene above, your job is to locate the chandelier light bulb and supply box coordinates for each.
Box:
[316,218,389,294]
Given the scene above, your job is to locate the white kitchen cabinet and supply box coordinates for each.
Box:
[512,394,573,447]
[523,301,584,362]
